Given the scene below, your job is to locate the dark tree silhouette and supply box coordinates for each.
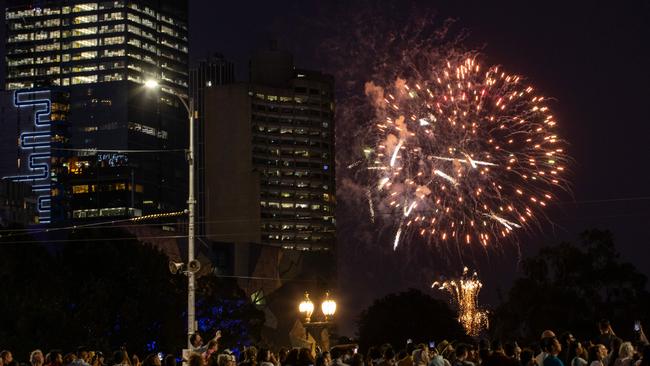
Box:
[357,288,465,351]
[0,227,263,358]
[491,229,650,342]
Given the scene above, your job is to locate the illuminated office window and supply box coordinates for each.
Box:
[34,43,60,52]
[72,27,98,37]
[99,60,124,70]
[9,69,34,78]
[102,36,124,45]
[99,1,125,10]
[72,65,97,73]
[73,3,98,12]
[127,13,140,23]
[7,82,33,89]
[74,15,98,24]
[8,33,31,43]
[99,24,125,33]
[127,63,142,72]
[102,49,125,57]
[34,31,50,40]
[72,39,98,48]
[72,75,98,84]
[72,51,97,60]
[7,58,33,66]
[103,73,123,81]
[102,12,124,21]
[141,17,155,29]
[35,66,61,75]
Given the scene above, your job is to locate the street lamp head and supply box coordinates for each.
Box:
[321,291,337,320]
[144,79,159,89]
[299,292,315,323]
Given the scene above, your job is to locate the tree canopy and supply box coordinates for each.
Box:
[491,229,650,342]
[0,227,263,358]
[357,288,465,351]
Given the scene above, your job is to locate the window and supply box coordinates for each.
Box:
[99,24,125,34]
[99,60,124,70]
[8,33,31,43]
[103,73,123,81]
[74,15,98,24]
[72,27,98,37]
[72,75,98,84]
[73,3,98,12]
[103,49,125,57]
[72,51,98,60]
[73,39,98,48]
[73,185,89,194]
[72,65,97,73]
[103,36,124,45]
[102,12,124,21]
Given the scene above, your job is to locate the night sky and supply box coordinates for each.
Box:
[1,0,648,336]
[189,0,650,334]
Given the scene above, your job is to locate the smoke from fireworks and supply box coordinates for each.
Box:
[363,54,569,249]
[433,267,488,337]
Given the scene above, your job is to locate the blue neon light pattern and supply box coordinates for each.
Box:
[2,90,53,224]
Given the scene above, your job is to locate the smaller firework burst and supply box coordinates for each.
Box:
[433,267,489,337]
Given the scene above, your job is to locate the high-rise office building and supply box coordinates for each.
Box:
[3,0,189,221]
[189,54,235,235]
[203,45,336,281]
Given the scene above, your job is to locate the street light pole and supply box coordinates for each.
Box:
[187,98,196,348]
[181,96,197,349]
[145,79,197,350]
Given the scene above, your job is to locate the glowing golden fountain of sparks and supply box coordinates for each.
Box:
[432,266,489,337]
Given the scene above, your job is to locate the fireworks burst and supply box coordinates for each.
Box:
[433,266,488,337]
[364,54,569,249]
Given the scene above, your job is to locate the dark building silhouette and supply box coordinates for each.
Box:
[190,53,235,234]
[0,179,37,227]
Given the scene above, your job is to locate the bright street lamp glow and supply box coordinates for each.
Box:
[144,79,159,89]
[321,292,337,318]
[298,292,315,322]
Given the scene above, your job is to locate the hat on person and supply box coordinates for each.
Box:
[436,341,450,355]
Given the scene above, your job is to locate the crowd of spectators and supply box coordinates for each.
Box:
[2,320,649,366]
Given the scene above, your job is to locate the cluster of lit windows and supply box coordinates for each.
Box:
[73,207,141,219]
[72,183,143,194]
[9,18,61,30]
[128,122,168,140]
[261,201,331,212]
[102,36,125,45]
[73,3,99,12]
[128,25,156,42]
[74,14,98,24]
[4,1,187,89]
[99,1,126,10]
[253,147,327,159]
[99,24,125,33]
[8,31,59,43]
[6,7,60,19]
[250,83,336,249]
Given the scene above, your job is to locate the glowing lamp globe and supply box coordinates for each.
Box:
[321,292,337,320]
[298,292,314,322]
